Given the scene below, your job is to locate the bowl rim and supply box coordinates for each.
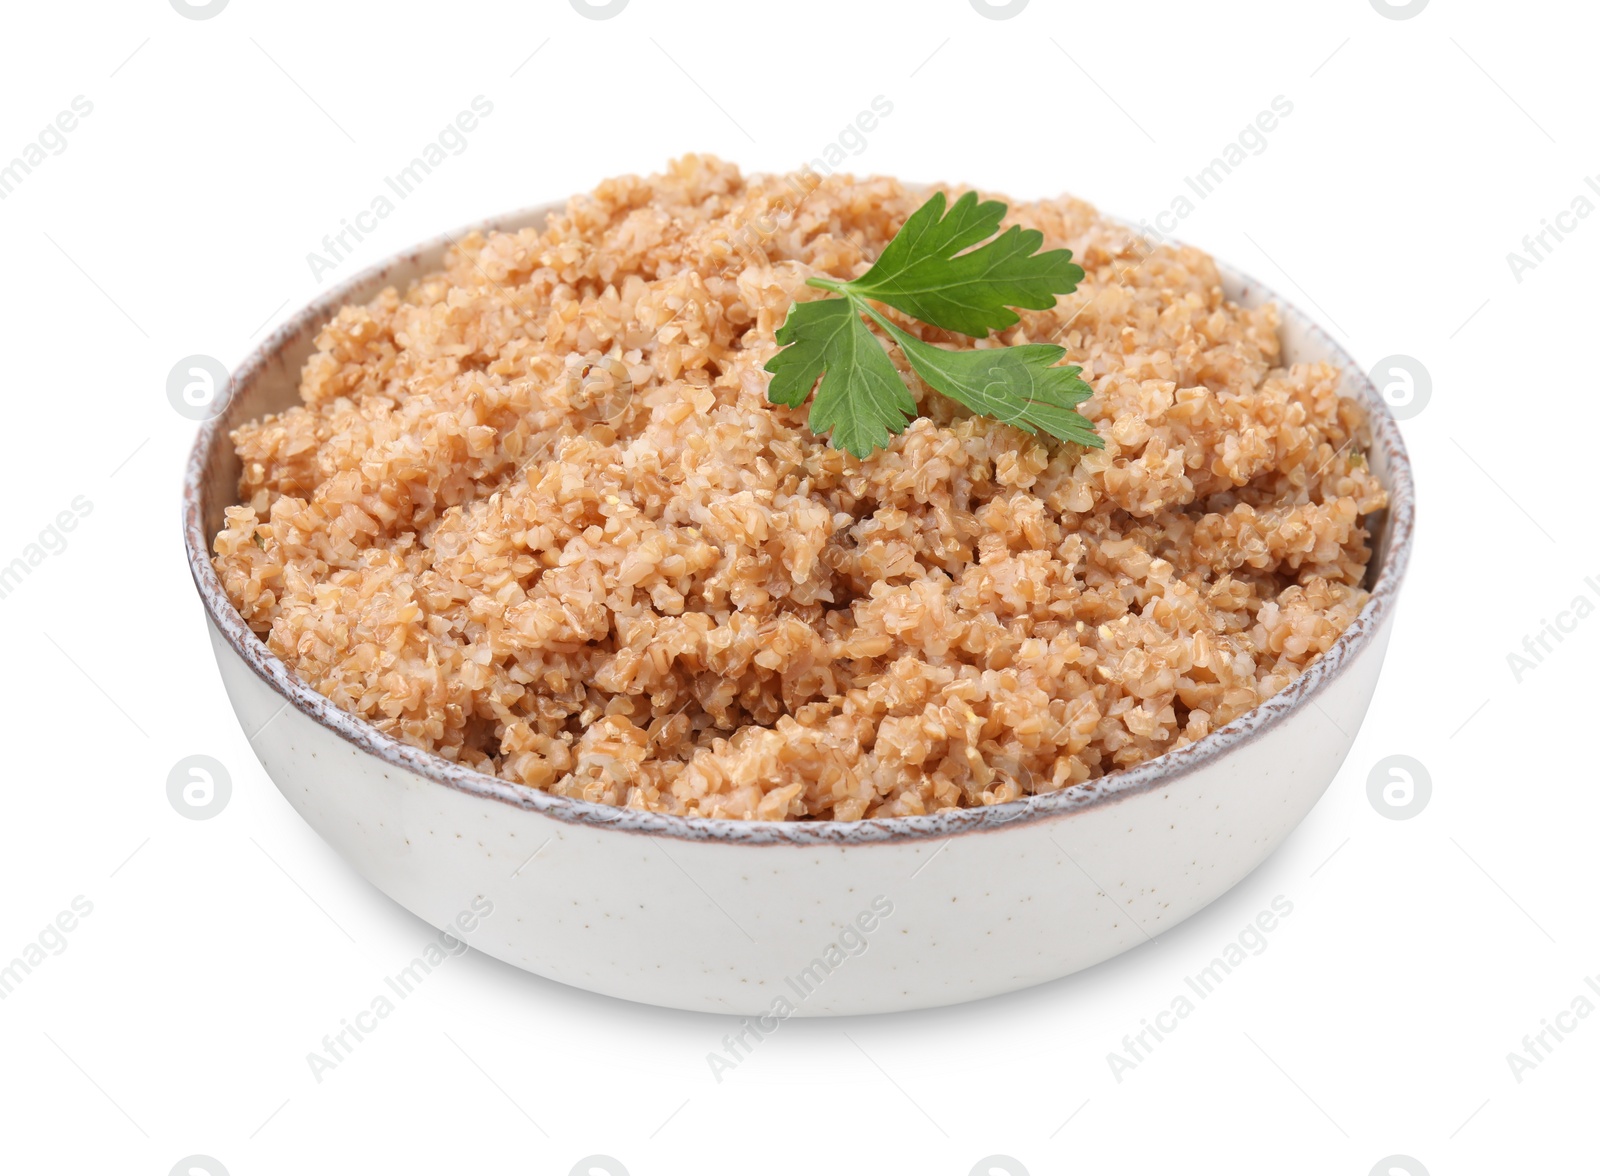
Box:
[183,197,1415,847]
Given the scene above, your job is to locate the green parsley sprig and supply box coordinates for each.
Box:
[764,190,1104,458]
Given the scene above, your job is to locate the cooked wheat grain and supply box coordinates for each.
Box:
[214,157,1385,820]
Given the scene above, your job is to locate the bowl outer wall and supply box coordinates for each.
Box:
[187,200,1412,1015]
[208,611,1390,1015]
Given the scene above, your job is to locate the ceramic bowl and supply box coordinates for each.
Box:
[184,200,1414,1016]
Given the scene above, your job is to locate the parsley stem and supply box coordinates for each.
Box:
[853,297,911,344]
[804,276,849,295]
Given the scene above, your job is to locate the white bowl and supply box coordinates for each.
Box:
[184,201,1414,1016]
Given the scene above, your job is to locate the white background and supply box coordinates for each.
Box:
[0,0,1593,1173]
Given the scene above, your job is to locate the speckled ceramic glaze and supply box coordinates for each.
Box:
[184,201,1414,1015]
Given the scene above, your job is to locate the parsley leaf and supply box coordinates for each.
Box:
[765,297,917,459]
[867,307,1102,450]
[846,191,1086,337]
[764,190,1102,457]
